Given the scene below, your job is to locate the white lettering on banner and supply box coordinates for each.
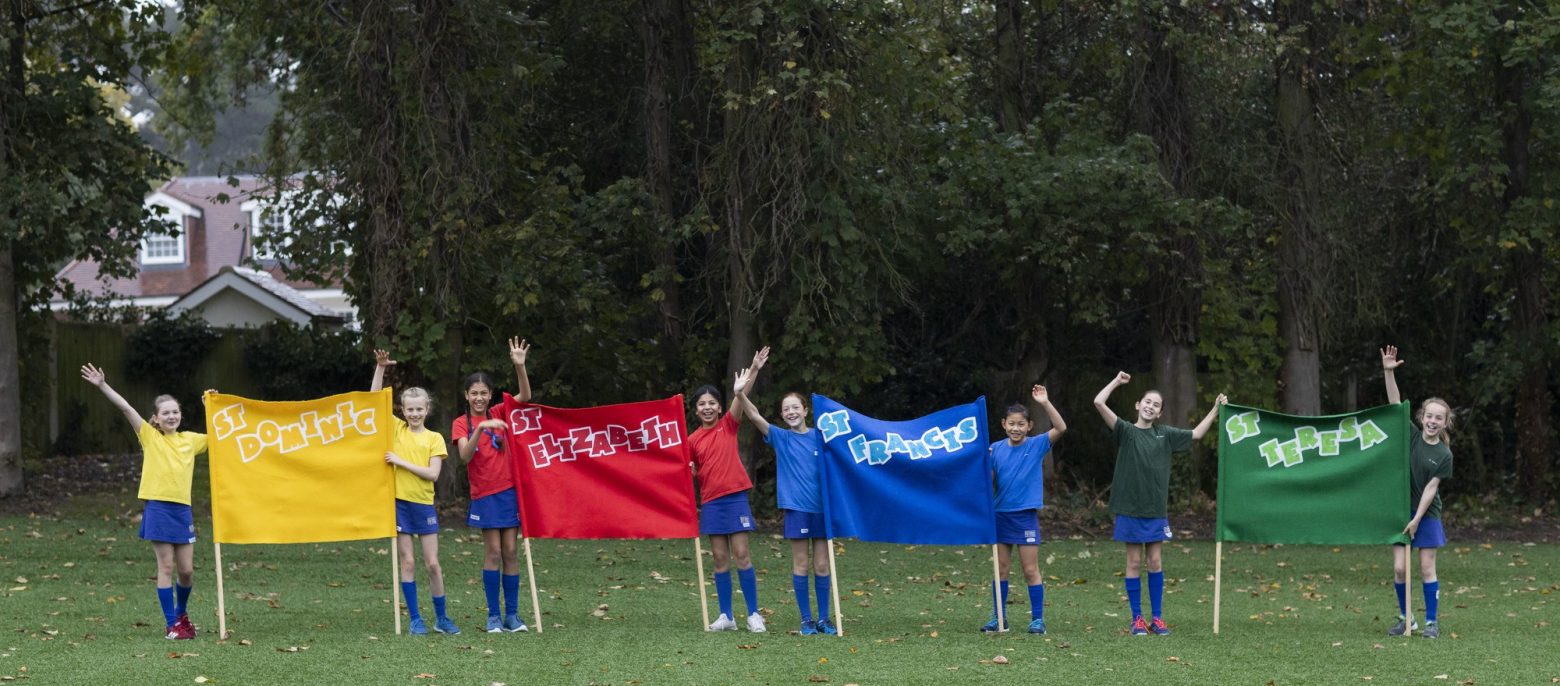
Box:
[213,400,380,464]
[815,410,979,466]
[511,407,682,469]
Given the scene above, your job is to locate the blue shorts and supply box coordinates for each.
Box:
[396,500,440,535]
[699,491,756,535]
[1397,517,1447,549]
[1113,515,1172,544]
[997,510,1043,545]
[140,500,196,544]
[467,488,521,530]
[783,509,826,539]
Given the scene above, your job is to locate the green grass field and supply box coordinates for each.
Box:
[1,487,1555,686]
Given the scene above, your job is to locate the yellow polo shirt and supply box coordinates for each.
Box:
[136,422,208,505]
[392,418,447,505]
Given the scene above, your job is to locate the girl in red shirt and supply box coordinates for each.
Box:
[692,353,765,632]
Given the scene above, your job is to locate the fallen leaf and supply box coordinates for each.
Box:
[1433,676,1448,681]
[277,646,300,653]
[818,657,828,664]
[1167,656,1181,663]
[414,674,437,680]
[737,645,759,650]
[238,639,253,646]
[929,631,939,638]
[194,678,209,684]
[992,655,1009,664]
[808,678,829,684]
[14,577,27,584]
[1371,643,1384,650]
[1332,642,1343,647]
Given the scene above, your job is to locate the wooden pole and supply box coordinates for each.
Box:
[991,544,1006,632]
[1404,544,1413,637]
[1212,540,1223,635]
[213,542,227,640]
[694,537,710,630]
[391,537,401,635]
[826,538,843,637]
[523,537,543,633]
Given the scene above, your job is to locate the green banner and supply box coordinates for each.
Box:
[1216,403,1411,545]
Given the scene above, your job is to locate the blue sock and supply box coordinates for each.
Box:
[1148,571,1164,618]
[1125,577,1142,618]
[793,575,813,623]
[502,574,520,616]
[1029,583,1045,621]
[432,595,448,620]
[175,583,192,616]
[715,571,733,618]
[1424,581,1439,622]
[401,581,421,620]
[157,586,176,627]
[737,567,759,615]
[815,575,831,620]
[991,580,1010,618]
[482,569,501,617]
[1394,581,1407,616]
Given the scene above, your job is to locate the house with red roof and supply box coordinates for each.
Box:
[52,176,356,329]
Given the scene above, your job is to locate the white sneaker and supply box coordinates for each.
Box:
[746,612,767,633]
[707,613,738,631]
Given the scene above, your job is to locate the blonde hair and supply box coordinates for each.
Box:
[401,386,433,410]
[1418,397,1454,446]
[151,394,179,413]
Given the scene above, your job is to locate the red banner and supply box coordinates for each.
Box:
[500,394,697,539]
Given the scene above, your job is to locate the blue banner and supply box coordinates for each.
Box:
[814,395,996,545]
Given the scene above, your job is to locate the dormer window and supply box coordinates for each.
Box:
[141,192,200,265]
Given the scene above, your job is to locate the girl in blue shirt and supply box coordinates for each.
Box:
[984,385,1066,634]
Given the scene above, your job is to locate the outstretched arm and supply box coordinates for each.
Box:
[727,346,769,416]
[1404,477,1440,537]
[1380,345,1404,405]
[510,337,532,403]
[1093,372,1129,428]
[370,349,395,392]
[1033,384,1067,442]
[386,452,442,481]
[80,363,144,433]
[734,367,771,437]
[1190,393,1229,440]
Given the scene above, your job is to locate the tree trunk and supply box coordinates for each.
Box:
[1493,38,1554,503]
[0,0,26,497]
[994,0,1025,134]
[640,0,693,347]
[1274,0,1324,416]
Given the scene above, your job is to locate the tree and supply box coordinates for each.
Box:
[0,0,174,496]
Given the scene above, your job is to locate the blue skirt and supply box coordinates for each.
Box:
[782,509,826,539]
[140,500,196,544]
[699,491,756,535]
[467,488,521,530]
[1113,515,1172,544]
[997,509,1042,545]
[396,499,440,535]
[1401,517,1447,549]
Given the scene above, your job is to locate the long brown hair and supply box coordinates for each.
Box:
[1418,397,1454,446]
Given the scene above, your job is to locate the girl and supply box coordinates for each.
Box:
[1380,344,1453,639]
[984,385,1067,634]
[371,350,458,635]
[452,337,531,633]
[1093,371,1225,636]
[80,363,213,640]
[733,347,835,635]
[692,352,765,633]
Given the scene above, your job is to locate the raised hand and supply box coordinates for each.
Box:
[374,349,397,368]
[1115,371,1132,385]
[734,367,754,395]
[1215,393,1229,406]
[1380,345,1404,371]
[80,363,106,387]
[1032,384,1050,404]
[509,337,530,366]
[750,346,771,372]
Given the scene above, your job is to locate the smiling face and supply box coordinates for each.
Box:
[1420,400,1449,443]
[465,382,492,415]
[695,392,722,427]
[1002,413,1032,445]
[402,395,429,430]
[153,399,182,433]
[1135,391,1164,424]
[779,393,809,431]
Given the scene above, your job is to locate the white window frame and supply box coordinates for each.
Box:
[241,199,291,261]
[141,192,199,266]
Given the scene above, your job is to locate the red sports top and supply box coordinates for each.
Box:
[451,413,513,500]
[688,411,753,504]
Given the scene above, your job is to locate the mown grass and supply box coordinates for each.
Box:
[1,483,1555,686]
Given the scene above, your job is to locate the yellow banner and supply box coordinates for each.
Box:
[206,390,395,544]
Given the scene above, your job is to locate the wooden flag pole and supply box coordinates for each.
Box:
[826,538,844,637]
[694,537,710,630]
[1213,540,1223,635]
[1404,544,1413,637]
[391,537,402,635]
[213,542,227,640]
[523,537,543,633]
[990,544,1006,632]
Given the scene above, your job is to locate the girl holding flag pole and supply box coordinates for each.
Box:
[983,386,1067,634]
[371,349,458,635]
[691,351,767,632]
[1093,372,1225,636]
[452,337,531,633]
[734,347,836,636]
[80,363,215,640]
[1380,344,1453,639]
